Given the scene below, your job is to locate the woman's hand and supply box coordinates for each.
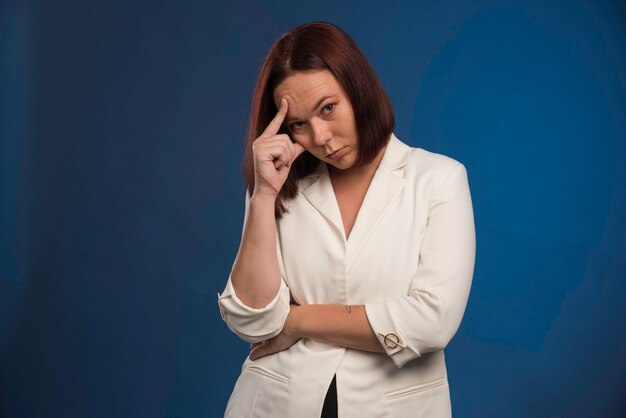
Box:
[252,98,306,199]
[249,304,301,361]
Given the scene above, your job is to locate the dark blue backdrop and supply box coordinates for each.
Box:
[1,1,625,417]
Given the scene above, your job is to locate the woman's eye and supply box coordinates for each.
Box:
[291,121,304,130]
[322,103,335,114]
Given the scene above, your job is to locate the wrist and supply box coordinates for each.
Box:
[286,304,306,339]
[250,192,277,205]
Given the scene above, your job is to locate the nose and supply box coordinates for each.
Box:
[310,118,331,146]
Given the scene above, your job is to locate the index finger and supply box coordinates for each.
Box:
[262,98,288,138]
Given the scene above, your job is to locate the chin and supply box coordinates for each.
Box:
[328,159,356,171]
[326,151,356,170]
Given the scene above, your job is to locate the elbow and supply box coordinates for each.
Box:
[230,274,282,309]
[433,325,455,352]
[226,321,285,344]
[409,290,463,353]
[219,301,289,344]
[217,280,291,344]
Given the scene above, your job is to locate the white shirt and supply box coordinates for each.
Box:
[218,133,476,417]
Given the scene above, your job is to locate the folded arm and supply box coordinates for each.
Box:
[248,304,384,360]
[222,163,475,366]
[248,164,475,366]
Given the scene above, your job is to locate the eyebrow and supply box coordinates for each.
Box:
[286,95,336,123]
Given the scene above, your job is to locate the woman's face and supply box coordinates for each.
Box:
[273,69,359,171]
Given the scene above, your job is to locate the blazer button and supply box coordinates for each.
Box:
[378,332,406,349]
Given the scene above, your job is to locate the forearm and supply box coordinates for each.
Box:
[230,194,281,308]
[292,304,385,353]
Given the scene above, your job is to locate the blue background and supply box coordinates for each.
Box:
[1,0,625,417]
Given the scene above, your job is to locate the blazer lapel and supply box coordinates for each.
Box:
[301,162,345,239]
[299,134,413,269]
[346,134,411,270]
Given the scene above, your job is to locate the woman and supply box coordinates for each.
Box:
[217,22,475,418]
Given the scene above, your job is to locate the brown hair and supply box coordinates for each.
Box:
[243,21,395,217]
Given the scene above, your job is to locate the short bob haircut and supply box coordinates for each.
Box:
[244,21,395,217]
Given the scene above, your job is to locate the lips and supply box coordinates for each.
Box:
[325,146,347,159]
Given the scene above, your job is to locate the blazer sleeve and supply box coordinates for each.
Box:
[217,191,291,344]
[364,163,476,368]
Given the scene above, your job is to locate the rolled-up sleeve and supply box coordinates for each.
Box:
[365,163,476,368]
[218,275,291,343]
[217,192,292,344]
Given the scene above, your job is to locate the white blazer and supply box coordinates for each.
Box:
[218,133,476,418]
